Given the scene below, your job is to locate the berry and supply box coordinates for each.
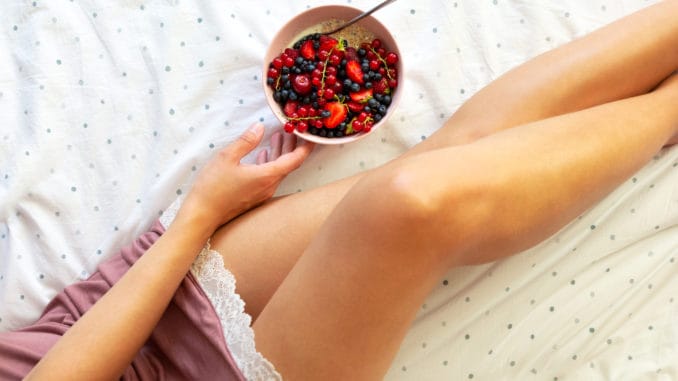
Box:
[283,56,295,67]
[300,40,315,60]
[283,101,298,117]
[347,101,364,113]
[352,120,364,132]
[345,60,364,84]
[385,52,399,65]
[349,88,373,103]
[272,57,283,69]
[373,78,390,95]
[284,122,295,133]
[297,121,308,133]
[319,35,339,51]
[323,102,347,129]
[369,60,380,71]
[292,74,312,95]
[371,39,382,49]
[267,67,279,79]
[323,88,335,100]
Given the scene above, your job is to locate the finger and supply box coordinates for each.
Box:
[256,149,269,164]
[269,131,283,160]
[281,131,297,155]
[264,140,315,175]
[224,123,265,161]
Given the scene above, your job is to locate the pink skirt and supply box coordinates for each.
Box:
[0,220,280,380]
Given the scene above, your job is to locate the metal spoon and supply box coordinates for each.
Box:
[295,0,397,45]
[322,0,397,36]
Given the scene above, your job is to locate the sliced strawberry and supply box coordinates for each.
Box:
[345,60,364,84]
[319,35,338,51]
[300,40,315,60]
[323,102,347,129]
[349,88,373,103]
[283,100,298,117]
[372,78,390,95]
[347,101,364,113]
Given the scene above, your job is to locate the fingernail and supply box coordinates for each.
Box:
[249,123,264,134]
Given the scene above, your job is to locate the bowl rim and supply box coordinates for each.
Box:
[262,4,403,145]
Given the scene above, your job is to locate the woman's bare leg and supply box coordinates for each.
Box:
[211,0,678,319]
[253,74,678,381]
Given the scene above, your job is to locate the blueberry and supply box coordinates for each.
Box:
[309,127,318,135]
[302,96,310,104]
[374,94,384,102]
[339,69,346,77]
[312,101,319,109]
[319,129,327,137]
[327,131,335,138]
[267,77,274,85]
[335,130,344,137]
[374,73,382,80]
[368,98,379,108]
[281,89,289,100]
[310,93,318,101]
[344,79,353,87]
[340,59,347,67]
[283,80,291,89]
[364,106,372,113]
[365,82,373,89]
[378,105,387,115]
[273,91,282,102]
[295,57,304,65]
[282,67,290,74]
[382,95,391,105]
[350,83,360,92]
[289,92,298,101]
[361,63,369,72]
[294,67,302,74]
[374,113,382,121]
[321,110,331,118]
[281,74,289,82]
[358,48,366,56]
[313,41,320,49]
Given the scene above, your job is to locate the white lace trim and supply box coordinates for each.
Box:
[159,196,182,228]
[190,242,283,381]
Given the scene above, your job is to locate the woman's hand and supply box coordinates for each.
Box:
[179,123,314,233]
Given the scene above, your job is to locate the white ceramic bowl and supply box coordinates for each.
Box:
[263,5,403,145]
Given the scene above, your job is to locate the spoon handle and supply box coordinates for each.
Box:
[325,0,398,35]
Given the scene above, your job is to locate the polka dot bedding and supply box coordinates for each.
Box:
[0,1,676,379]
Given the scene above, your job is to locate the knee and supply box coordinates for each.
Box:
[348,161,494,262]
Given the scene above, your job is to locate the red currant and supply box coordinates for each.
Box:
[369,60,380,71]
[272,57,283,69]
[324,88,335,99]
[297,121,308,133]
[283,122,295,133]
[267,67,279,78]
[352,120,364,132]
[371,39,382,49]
[385,52,399,65]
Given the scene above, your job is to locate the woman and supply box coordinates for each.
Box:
[2,0,678,379]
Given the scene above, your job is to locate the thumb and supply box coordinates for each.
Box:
[226,123,265,161]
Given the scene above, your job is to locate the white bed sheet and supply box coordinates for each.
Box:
[1,0,676,379]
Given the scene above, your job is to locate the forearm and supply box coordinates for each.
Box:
[26,214,213,381]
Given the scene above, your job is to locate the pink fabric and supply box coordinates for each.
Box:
[0,220,246,381]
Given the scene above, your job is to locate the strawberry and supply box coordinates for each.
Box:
[283,100,298,117]
[319,35,339,51]
[372,78,390,95]
[323,102,347,129]
[300,40,315,60]
[347,101,364,113]
[349,88,373,103]
[345,60,364,84]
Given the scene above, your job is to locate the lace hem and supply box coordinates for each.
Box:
[191,242,283,381]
